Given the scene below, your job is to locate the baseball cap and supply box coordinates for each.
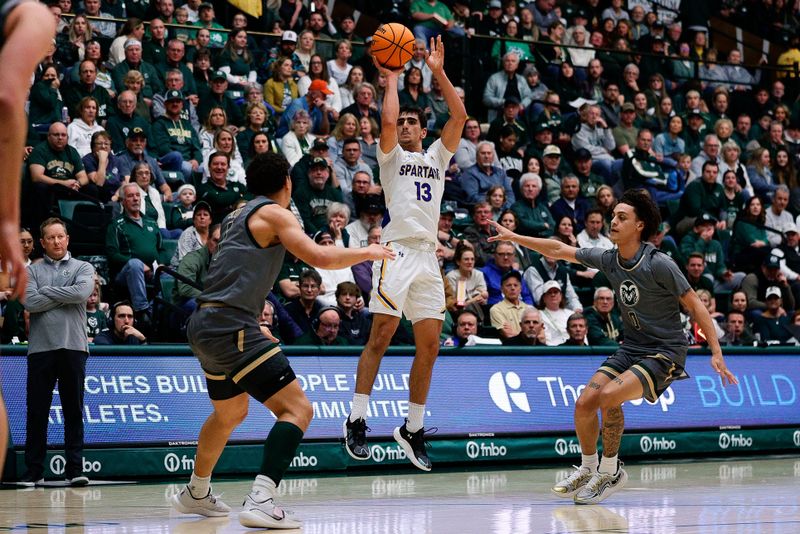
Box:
[652,34,666,42]
[501,270,522,283]
[124,38,142,49]
[308,79,334,95]
[765,286,782,299]
[621,102,635,112]
[313,230,334,244]
[193,200,212,215]
[504,95,521,106]
[786,222,799,234]
[211,70,227,81]
[543,145,561,157]
[534,121,553,134]
[542,280,562,294]
[126,126,147,139]
[687,108,704,118]
[764,253,781,268]
[489,0,502,8]
[164,89,183,101]
[440,203,456,216]
[281,30,298,43]
[309,156,328,168]
[694,213,717,226]
[198,2,213,10]
[573,147,592,161]
[311,139,329,152]
[361,195,385,214]
[652,20,666,29]
[176,184,196,196]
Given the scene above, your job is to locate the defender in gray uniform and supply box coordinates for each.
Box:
[171,152,393,529]
[489,189,738,505]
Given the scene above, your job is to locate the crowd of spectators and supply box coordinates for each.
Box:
[5,0,800,348]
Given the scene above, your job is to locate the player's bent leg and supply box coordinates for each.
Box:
[574,371,642,505]
[238,380,308,530]
[344,314,402,461]
[172,394,248,517]
[553,373,610,498]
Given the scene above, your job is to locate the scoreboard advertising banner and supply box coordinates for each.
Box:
[0,352,798,448]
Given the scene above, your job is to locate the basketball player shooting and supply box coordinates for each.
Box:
[343,35,467,471]
[488,189,738,504]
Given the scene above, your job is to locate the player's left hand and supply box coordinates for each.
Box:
[426,35,445,74]
[711,352,738,386]
[0,221,28,301]
[487,220,517,243]
[260,325,279,343]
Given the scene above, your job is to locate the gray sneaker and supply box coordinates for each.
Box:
[551,466,593,498]
[171,486,231,517]
[574,463,628,505]
[239,490,302,529]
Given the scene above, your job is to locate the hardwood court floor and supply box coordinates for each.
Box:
[1,456,799,533]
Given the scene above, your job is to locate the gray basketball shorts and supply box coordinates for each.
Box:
[597,348,689,402]
[187,305,295,403]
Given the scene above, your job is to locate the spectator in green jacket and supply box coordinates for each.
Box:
[174,223,220,314]
[151,89,203,182]
[675,160,725,236]
[680,212,746,291]
[511,172,554,238]
[292,157,344,233]
[105,183,170,327]
[582,286,623,346]
[111,39,164,100]
[197,152,251,223]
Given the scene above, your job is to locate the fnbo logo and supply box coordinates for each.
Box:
[718,432,753,449]
[793,430,800,447]
[50,455,102,475]
[488,371,530,413]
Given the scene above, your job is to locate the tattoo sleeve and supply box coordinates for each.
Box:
[602,406,625,458]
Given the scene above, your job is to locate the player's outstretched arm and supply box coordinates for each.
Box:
[426,35,467,153]
[261,206,395,269]
[487,220,579,263]
[374,58,403,153]
[680,289,738,386]
[0,1,56,301]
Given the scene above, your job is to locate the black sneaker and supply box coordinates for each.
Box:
[393,421,435,472]
[343,416,371,460]
[66,475,89,487]
[18,472,44,487]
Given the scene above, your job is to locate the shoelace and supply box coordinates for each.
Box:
[410,426,438,451]
[565,465,589,484]
[351,420,371,446]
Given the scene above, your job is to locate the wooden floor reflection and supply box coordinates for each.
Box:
[1,456,799,533]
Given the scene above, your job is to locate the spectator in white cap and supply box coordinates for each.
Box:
[537,279,576,346]
[753,286,792,344]
[111,38,164,99]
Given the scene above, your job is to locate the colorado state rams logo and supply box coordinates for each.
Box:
[619,280,640,307]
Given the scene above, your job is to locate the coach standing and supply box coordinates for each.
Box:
[21,218,94,487]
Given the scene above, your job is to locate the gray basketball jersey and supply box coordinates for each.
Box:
[198,197,286,317]
[576,243,692,365]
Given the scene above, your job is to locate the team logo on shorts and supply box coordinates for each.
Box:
[619,280,640,307]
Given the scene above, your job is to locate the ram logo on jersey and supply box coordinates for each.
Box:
[398,164,441,180]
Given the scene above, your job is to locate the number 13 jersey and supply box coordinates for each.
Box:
[377,139,453,245]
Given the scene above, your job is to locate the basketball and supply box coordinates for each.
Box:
[371,23,415,70]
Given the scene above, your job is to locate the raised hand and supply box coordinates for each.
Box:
[426,35,445,74]
[487,220,517,243]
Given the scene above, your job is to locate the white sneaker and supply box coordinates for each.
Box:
[574,463,628,505]
[239,490,302,529]
[171,486,231,517]
[551,466,594,498]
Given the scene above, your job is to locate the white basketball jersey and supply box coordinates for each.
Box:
[378,139,453,244]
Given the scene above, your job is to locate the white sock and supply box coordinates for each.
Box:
[349,393,370,421]
[188,472,210,498]
[599,455,618,474]
[252,474,277,498]
[406,402,425,433]
[581,453,599,472]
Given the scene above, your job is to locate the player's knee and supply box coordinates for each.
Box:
[575,391,600,415]
[294,397,314,430]
[598,389,621,411]
[216,405,248,428]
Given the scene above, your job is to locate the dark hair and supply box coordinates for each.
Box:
[741,195,766,225]
[584,208,604,222]
[335,281,361,298]
[111,300,134,320]
[398,105,426,126]
[299,268,322,286]
[246,152,290,197]
[453,242,476,263]
[701,160,719,173]
[342,137,360,148]
[617,188,661,241]
[566,312,586,327]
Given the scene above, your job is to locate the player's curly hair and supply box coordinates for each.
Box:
[246,152,291,197]
[617,188,661,242]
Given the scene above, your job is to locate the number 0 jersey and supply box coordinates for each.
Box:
[378,139,453,244]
